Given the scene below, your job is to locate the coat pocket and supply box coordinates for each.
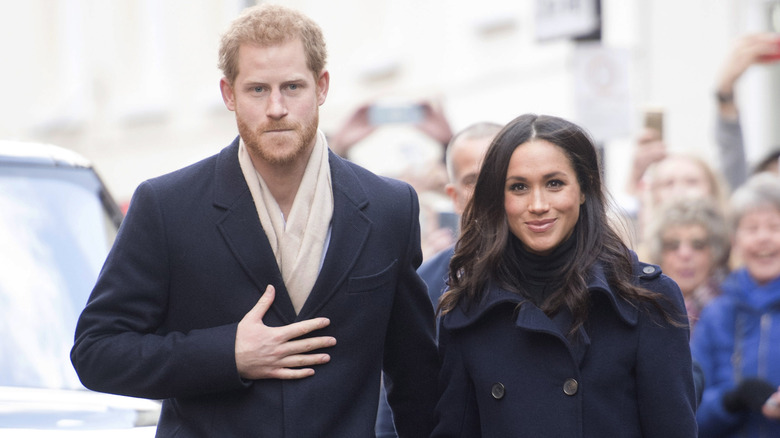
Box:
[346,259,398,294]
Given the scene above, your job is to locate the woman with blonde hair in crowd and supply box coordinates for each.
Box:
[625,126,732,253]
[645,197,731,331]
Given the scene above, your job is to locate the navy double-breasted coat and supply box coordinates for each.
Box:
[71,138,439,437]
[432,258,697,437]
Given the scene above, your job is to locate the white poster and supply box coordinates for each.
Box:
[572,43,633,144]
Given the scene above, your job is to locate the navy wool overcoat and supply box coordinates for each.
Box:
[71,138,440,437]
[432,257,697,437]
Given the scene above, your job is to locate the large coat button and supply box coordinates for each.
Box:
[491,383,505,400]
[642,266,655,274]
[563,378,579,396]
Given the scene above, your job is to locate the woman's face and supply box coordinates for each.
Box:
[504,139,584,256]
[660,224,713,296]
[734,205,780,285]
[651,157,713,207]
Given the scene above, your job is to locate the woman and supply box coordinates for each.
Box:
[624,127,730,253]
[433,114,697,437]
[645,197,730,331]
[691,172,780,437]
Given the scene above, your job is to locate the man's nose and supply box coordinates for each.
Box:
[266,90,288,119]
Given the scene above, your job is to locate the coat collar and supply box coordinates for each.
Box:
[443,258,643,331]
[213,137,372,323]
[297,150,372,319]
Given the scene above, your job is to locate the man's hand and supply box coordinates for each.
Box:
[235,285,336,380]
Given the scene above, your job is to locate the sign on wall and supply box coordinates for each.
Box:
[535,0,600,41]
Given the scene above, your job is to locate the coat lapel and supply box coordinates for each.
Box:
[212,138,297,324]
[297,152,372,320]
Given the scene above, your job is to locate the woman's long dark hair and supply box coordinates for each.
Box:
[438,114,680,336]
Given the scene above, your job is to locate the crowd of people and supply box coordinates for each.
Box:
[625,32,780,438]
[68,3,780,437]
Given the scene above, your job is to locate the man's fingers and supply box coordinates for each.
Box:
[277,353,332,370]
[271,367,317,380]
[265,353,332,380]
[282,335,337,356]
[247,285,276,321]
[277,317,332,341]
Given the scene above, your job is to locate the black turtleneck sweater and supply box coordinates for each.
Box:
[510,234,576,307]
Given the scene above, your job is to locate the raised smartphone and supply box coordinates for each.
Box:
[643,108,664,139]
[367,103,425,125]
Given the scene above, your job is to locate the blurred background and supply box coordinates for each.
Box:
[1,0,779,210]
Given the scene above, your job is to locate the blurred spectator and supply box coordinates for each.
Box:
[645,154,729,211]
[328,100,453,158]
[628,146,730,256]
[691,172,780,437]
[753,150,780,174]
[622,32,780,252]
[645,197,730,331]
[375,121,501,438]
[327,99,454,260]
[715,32,780,186]
[420,121,503,300]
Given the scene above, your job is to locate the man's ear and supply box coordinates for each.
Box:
[220,78,236,111]
[446,183,468,216]
[316,70,330,106]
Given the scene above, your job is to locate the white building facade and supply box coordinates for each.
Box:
[2,0,778,204]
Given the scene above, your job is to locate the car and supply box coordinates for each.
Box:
[0,141,160,436]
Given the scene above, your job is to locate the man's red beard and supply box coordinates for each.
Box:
[238,113,318,166]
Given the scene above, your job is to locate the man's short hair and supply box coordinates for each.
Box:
[445,122,502,182]
[218,4,328,85]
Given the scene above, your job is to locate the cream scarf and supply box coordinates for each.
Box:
[238,130,334,314]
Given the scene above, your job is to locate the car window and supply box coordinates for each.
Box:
[0,165,119,390]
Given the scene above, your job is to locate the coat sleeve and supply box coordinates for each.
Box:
[381,185,441,437]
[431,322,481,437]
[70,180,248,399]
[635,275,698,437]
[690,301,746,437]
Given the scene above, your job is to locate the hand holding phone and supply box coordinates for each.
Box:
[367,103,425,125]
[758,36,780,62]
[643,108,664,140]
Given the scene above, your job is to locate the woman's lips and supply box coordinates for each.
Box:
[526,218,556,233]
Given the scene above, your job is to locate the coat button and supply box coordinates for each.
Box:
[491,383,505,400]
[563,378,578,396]
[642,266,655,274]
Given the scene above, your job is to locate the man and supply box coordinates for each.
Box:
[71,5,438,437]
[376,122,500,437]
[418,122,502,303]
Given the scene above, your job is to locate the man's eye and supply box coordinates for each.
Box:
[253,86,264,93]
[288,84,298,90]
